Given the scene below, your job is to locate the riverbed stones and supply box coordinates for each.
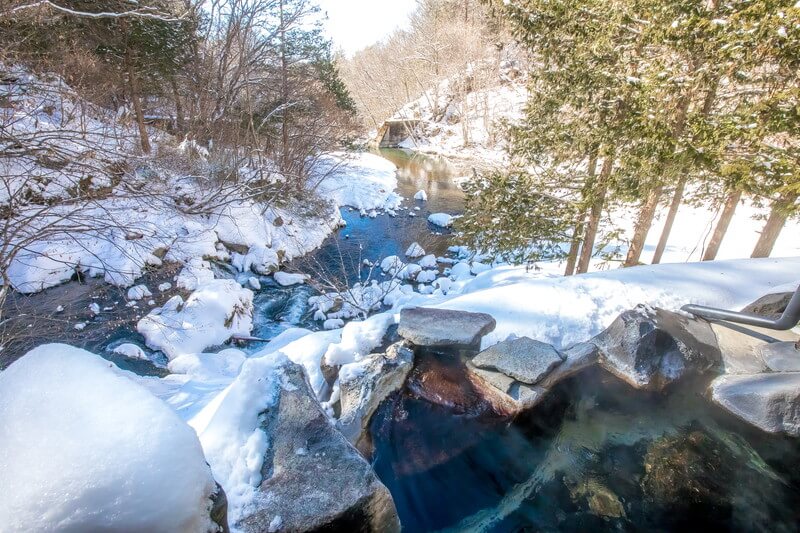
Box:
[472,336,565,384]
[237,363,400,533]
[593,305,720,391]
[710,372,800,436]
[337,342,414,456]
[397,307,496,349]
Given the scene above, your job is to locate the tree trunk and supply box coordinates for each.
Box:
[576,154,613,274]
[125,49,151,154]
[624,185,664,266]
[651,175,687,264]
[279,0,290,178]
[702,189,741,261]
[170,76,185,134]
[565,154,598,276]
[751,192,798,258]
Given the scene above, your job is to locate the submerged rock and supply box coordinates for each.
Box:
[710,372,800,436]
[337,342,415,456]
[397,307,496,349]
[593,306,720,391]
[472,336,564,385]
[238,363,400,533]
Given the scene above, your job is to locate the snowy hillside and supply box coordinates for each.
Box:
[388,62,527,164]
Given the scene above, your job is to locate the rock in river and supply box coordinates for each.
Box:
[397,307,496,349]
[237,363,400,532]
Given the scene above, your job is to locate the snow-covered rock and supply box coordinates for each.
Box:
[127,284,152,301]
[414,190,428,201]
[0,345,220,532]
[380,255,405,275]
[428,212,454,227]
[418,254,437,269]
[405,242,426,258]
[158,282,172,292]
[324,318,345,330]
[177,259,215,291]
[137,279,254,359]
[247,276,261,290]
[112,343,148,360]
[273,271,308,286]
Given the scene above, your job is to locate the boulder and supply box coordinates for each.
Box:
[337,342,415,456]
[593,306,720,391]
[397,307,496,349]
[237,363,400,533]
[710,372,800,436]
[740,292,793,318]
[471,336,564,384]
[757,341,800,372]
[467,342,599,413]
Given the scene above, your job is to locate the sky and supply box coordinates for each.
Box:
[316,0,418,56]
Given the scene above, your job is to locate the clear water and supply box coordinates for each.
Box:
[370,352,800,532]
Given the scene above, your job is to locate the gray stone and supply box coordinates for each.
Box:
[467,341,599,413]
[593,306,720,391]
[337,342,414,456]
[472,336,564,384]
[758,341,800,372]
[741,292,793,318]
[397,307,496,348]
[237,363,400,533]
[711,372,800,436]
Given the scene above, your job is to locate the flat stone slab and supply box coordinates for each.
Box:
[711,372,800,437]
[472,336,564,384]
[398,307,496,348]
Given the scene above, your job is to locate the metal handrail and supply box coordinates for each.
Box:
[681,285,800,331]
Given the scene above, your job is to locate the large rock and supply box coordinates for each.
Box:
[741,292,793,318]
[397,307,496,349]
[467,342,599,413]
[337,342,414,456]
[710,372,800,436]
[471,336,564,384]
[593,306,720,391]
[238,363,400,532]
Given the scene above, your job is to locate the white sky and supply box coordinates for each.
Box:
[316,0,418,56]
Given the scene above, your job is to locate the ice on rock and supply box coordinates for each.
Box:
[414,190,428,201]
[137,279,254,360]
[127,284,152,301]
[405,242,426,258]
[428,213,454,227]
[0,345,217,532]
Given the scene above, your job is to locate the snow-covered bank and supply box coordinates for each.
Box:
[0,345,219,532]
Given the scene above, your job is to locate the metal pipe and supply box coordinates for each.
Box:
[681,285,800,331]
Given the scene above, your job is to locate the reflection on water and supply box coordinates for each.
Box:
[371,355,800,532]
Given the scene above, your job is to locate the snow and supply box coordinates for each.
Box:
[158,282,172,292]
[323,313,395,367]
[127,284,152,301]
[247,276,262,290]
[380,255,405,275]
[310,151,402,211]
[137,279,254,360]
[324,318,345,330]
[177,259,215,291]
[0,344,216,532]
[414,190,428,201]
[273,271,309,286]
[419,254,438,268]
[112,343,148,360]
[417,270,438,284]
[428,213,455,227]
[405,242,426,258]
